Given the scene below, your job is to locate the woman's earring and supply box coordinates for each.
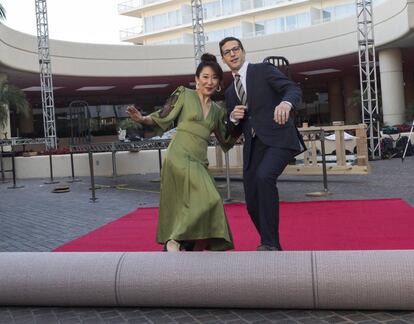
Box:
[216,86,222,92]
[196,83,199,89]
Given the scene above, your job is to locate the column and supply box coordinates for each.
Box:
[343,75,361,125]
[379,48,406,125]
[403,69,414,120]
[328,78,344,122]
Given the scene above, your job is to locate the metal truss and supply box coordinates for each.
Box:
[356,0,381,159]
[191,0,206,68]
[35,0,57,149]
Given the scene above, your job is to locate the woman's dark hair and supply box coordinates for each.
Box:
[195,53,223,82]
[219,37,244,56]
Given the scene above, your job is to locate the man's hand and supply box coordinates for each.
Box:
[230,105,247,123]
[274,102,292,125]
[126,105,143,123]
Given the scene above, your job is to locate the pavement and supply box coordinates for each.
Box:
[1,156,414,323]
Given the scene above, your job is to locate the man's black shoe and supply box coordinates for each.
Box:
[256,244,282,251]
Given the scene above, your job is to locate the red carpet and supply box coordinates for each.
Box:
[54,199,414,252]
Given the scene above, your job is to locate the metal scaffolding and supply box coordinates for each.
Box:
[35,0,57,149]
[356,0,381,159]
[191,0,206,68]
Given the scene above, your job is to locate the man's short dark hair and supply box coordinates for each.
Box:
[219,37,244,57]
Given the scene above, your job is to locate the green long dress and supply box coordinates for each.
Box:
[150,86,236,251]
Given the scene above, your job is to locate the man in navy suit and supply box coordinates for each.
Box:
[219,37,304,251]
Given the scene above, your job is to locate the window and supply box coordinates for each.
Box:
[322,9,332,23]
[224,26,241,38]
[204,1,220,19]
[255,22,265,36]
[255,17,285,36]
[286,15,296,31]
[143,10,181,33]
[322,3,355,22]
[222,0,240,16]
[285,12,310,31]
[168,10,180,27]
[254,0,264,8]
[335,4,355,19]
[267,17,285,33]
[206,26,241,42]
[296,12,310,29]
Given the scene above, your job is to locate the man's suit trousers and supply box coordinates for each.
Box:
[243,137,296,249]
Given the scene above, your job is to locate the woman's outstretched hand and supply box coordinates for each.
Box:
[126,105,143,123]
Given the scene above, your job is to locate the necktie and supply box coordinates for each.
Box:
[234,74,247,106]
[234,73,255,137]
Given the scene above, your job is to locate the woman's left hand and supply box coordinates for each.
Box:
[126,105,143,123]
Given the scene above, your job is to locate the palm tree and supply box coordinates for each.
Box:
[0,3,6,21]
[0,5,30,133]
[0,81,30,128]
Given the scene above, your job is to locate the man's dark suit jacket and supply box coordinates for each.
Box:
[225,62,305,169]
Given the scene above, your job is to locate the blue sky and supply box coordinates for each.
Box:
[1,0,138,44]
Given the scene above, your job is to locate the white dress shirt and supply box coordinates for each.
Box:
[233,61,249,102]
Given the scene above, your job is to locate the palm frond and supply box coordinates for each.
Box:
[0,81,30,128]
[0,4,6,21]
[0,105,8,128]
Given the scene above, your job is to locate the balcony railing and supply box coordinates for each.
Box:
[120,16,192,41]
[118,0,168,14]
[203,0,303,20]
[119,26,143,41]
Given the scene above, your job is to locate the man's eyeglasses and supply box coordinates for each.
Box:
[222,46,241,57]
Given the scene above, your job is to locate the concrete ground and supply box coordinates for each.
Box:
[1,156,414,323]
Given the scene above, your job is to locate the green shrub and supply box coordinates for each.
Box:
[117,118,143,130]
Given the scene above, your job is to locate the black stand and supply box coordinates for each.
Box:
[0,146,10,184]
[67,148,81,183]
[401,120,414,163]
[150,148,162,183]
[88,149,98,202]
[305,129,332,197]
[44,153,59,184]
[223,151,235,203]
[7,152,24,189]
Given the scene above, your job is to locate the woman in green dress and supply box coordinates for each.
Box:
[126,53,236,252]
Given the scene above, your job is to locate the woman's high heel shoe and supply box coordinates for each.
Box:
[163,239,181,252]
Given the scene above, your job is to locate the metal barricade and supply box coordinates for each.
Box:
[0,138,46,189]
[70,140,171,202]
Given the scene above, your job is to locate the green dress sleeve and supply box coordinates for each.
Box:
[213,103,237,153]
[150,86,186,136]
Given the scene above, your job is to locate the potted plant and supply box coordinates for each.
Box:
[117,118,143,141]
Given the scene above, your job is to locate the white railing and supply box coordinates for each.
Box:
[118,0,168,14]
[118,0,143,13]
[203,0,301,20]
[119,26,143,41]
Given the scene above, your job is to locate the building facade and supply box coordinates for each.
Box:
[119,0,376,46]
